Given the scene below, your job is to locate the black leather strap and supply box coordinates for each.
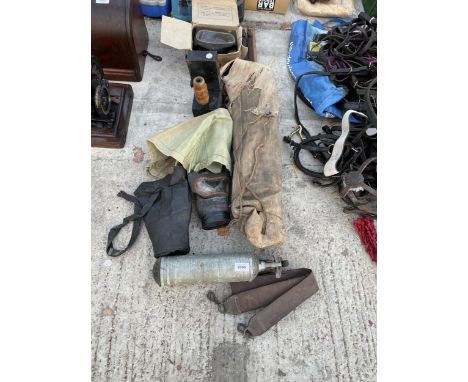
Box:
[143,50,162,62]
[106,190,161,257]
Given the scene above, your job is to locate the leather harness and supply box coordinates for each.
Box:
[284,13,377,216]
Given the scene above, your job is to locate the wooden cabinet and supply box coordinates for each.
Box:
[91,0,149,81]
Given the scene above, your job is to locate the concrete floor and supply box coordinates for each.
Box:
[92,2,376,381]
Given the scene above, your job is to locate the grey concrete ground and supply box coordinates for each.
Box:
[92,2,376,381]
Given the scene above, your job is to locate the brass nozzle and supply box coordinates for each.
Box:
[193,76,209,106]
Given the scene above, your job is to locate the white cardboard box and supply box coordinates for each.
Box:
[160,0,248,66]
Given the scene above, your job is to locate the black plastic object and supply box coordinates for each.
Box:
[106,166,192,258]
[186,50,224,117]
[194,28,237,54]
[188,170,231,230]
[237,0,245,22]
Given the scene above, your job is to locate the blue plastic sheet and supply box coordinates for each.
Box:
[288,19,349,119]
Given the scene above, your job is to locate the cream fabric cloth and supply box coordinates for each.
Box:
[146,108,233,179]
[295,0,354,18]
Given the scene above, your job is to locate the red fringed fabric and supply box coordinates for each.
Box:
[354,217,377,262]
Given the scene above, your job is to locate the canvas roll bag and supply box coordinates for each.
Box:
[221,59,287,248]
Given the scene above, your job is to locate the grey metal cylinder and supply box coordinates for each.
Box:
[154,253,269,286]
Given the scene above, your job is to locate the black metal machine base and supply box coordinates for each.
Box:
[91,83,134,149]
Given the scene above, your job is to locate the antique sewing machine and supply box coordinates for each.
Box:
[91,56,133,148]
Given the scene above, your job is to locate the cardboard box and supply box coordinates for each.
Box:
[245,0,289,14]
[161,0,248,67]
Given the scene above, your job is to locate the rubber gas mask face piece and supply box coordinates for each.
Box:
[188,170,231,230]
[193,28,237,54]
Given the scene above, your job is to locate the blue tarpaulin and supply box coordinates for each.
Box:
[287,19,349,119]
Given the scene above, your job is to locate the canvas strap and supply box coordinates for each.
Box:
[208,268,319,337]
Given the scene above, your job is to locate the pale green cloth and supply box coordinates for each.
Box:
[146,108,233,179]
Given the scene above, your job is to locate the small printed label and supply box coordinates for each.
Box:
[235,262,250,272]
[96,0,110,4]
[198,5,234,21]
[257,0,275,11]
